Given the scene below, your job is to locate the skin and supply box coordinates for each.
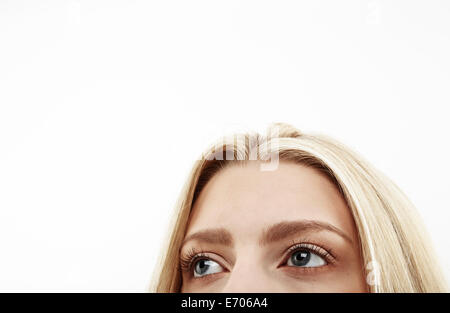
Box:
[180,161,368,292]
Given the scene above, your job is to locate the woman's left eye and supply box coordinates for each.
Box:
[287,249,326,267]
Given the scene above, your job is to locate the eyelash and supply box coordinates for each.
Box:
[179,247,210,273]
[179,241,336,277]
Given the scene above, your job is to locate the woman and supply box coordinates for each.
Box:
[151,123,447,292]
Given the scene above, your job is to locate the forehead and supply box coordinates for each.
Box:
[186,161,356,242]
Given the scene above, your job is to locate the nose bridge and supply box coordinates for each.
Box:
[221,253,274,292]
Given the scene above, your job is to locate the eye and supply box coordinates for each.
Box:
[193,258,224,277]
[287,249,326,267]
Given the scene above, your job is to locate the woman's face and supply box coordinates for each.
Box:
[180,161,367,292]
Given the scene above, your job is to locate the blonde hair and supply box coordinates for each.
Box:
[151,123,448,292]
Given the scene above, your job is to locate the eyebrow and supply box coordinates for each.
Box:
[182,228,234,248]
[259,220,353,245]
[181,220,353,250]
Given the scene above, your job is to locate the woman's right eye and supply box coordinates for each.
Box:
[193,259,224,277]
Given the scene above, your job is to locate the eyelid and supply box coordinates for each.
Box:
[179,248,229,276]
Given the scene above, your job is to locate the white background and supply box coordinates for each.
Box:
[0,1,449,292]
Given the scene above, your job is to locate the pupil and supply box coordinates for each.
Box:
[292,250,311,266]
[195,259,209,274]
